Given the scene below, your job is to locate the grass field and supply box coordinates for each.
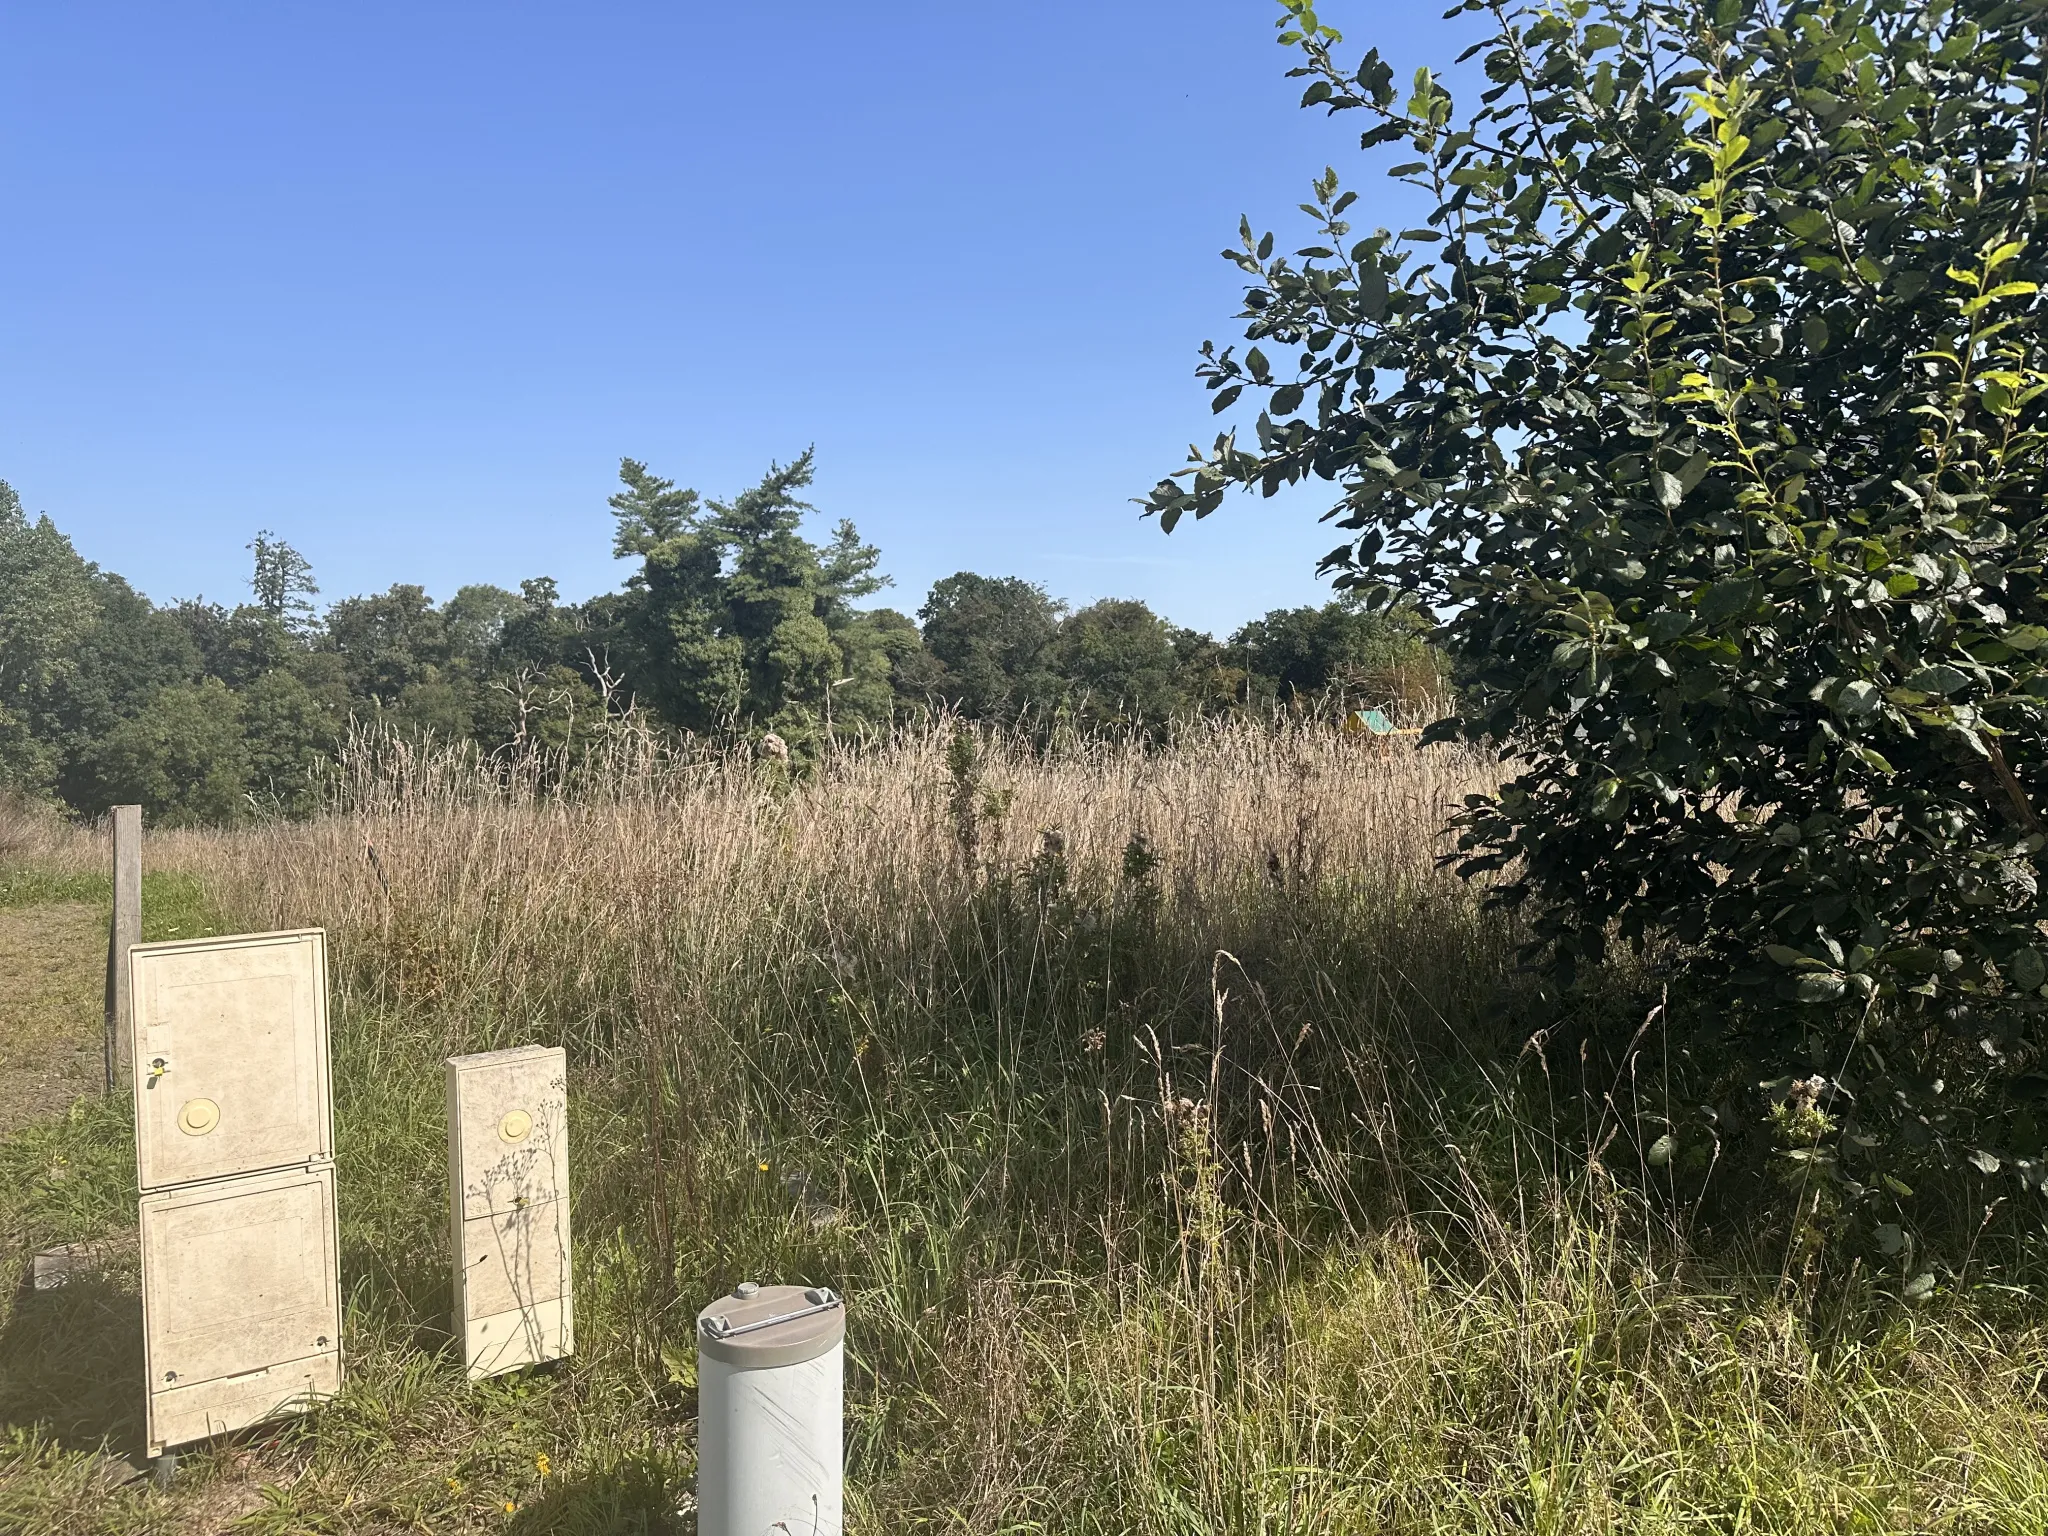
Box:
[2,721,2047,1534]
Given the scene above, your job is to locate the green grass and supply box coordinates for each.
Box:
[0,863,228,945]
[0,868,109,910]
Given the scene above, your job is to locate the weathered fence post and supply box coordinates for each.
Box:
[103,803,141,1093]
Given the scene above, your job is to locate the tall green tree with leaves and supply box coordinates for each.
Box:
[918,572,1068,722]
[0,482,100,795]
[88,678,249,827]
[1055,599,1186,733]
[247,529,319,630]
[1149,0,2048,1197]
[55,578,205,813]
[1231,596,1440,707]
[609,452,899,740]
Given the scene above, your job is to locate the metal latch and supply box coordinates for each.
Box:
[700,1288,841,1340]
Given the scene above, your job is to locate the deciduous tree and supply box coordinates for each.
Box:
[1149,0,2048,1195]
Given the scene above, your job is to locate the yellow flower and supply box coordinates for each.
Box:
[535,1453,551,1478]
[446,1477,463,1493]
[757,1160,770,1173]
[503,1500,518,1514]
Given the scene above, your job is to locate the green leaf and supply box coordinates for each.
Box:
[1906,665,1969,695]
[1782,208,1829,240]
[1359,264,1390,319]
[1794,973,1847,1003]
[1887,946,1942,975]
[1697,575,1756,623]
[2013,948,2046,991]
[1589,777,1628,821]
[1646,1132,1675,1167]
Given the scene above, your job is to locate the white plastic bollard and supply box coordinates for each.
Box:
[696,1281,845,1536]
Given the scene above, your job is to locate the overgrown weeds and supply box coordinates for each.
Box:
[0,719,2044,1531]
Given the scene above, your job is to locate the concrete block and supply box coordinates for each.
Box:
[446,1045,572,1378]
[29,1231,137,1290]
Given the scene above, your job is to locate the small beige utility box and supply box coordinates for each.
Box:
[130,930,340,1459]
[446,1045,572,1378]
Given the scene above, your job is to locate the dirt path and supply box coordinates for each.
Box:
[0,903,107,1138]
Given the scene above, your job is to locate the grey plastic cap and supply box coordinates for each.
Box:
[697,1283,846,1368]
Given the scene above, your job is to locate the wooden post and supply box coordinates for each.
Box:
[104,804,141,1094]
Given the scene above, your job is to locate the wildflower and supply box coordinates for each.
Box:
[503,1500,518,1514]
[535,1453,550,1478]
[757,1160,770,1173]
[446,1477,463,1493]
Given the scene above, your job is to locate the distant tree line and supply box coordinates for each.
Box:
[0,455,1441,825]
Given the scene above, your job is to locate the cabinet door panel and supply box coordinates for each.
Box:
[132,931,330,1190]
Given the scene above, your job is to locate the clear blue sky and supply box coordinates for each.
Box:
[0,2,1474,638]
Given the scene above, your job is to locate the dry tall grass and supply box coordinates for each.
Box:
[157,716,1490,1029]
[9,719,2048,1532]
[0,794,100,877]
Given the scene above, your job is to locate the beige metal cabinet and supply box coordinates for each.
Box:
[129,930,340,1458]
[131,931,331,1191]
[447,1045,573,1378]
[140,1163,341,1456]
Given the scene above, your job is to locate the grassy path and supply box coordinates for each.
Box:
[0,903,107,1139]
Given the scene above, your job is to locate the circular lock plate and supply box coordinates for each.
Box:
[177,1098,220,1136]
[498,1109,532,1143]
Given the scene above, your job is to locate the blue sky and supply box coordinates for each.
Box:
[0,2,1475,638]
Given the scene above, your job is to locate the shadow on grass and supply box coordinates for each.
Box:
[509,1455,687,1535]
[0,1271,145,1459]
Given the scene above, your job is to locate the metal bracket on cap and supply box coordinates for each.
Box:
[700,1288,842,1340]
